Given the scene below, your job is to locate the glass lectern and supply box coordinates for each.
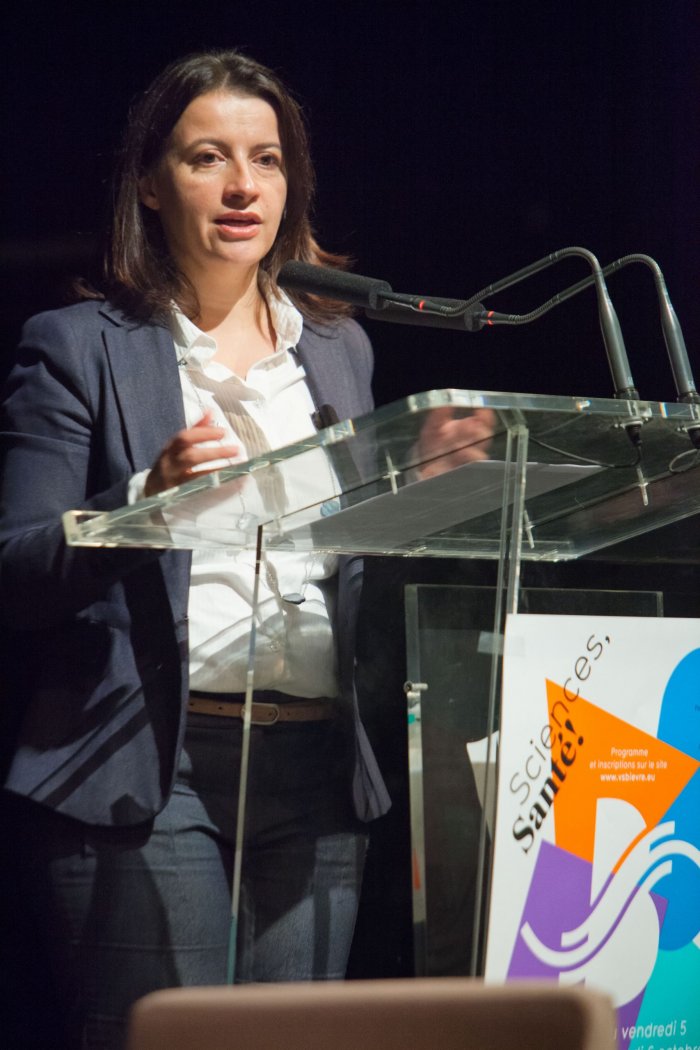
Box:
[64,388,700,978]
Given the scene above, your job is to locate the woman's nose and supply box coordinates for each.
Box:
[223,159,257,199]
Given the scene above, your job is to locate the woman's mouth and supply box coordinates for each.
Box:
[214,213,262,238]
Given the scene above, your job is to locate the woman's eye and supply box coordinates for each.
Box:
[257,153,281,168]
[194,151,221,166]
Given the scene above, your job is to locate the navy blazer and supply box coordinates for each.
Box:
[0,300,390,826]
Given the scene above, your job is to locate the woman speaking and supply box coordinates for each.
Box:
[0,49,390,1049]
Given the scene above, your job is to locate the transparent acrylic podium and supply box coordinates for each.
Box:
[63,388,700,978]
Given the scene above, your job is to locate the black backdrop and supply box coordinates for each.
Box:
[2,0,698,405]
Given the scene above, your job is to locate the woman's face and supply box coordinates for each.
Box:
[139,90,288,285]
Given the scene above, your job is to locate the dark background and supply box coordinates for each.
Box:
[2,0,698,406]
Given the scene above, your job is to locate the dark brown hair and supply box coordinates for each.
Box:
[102,49,350,322]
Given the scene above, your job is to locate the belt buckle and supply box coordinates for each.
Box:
[250,701,280,725]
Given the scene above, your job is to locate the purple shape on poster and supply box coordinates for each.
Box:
[508,840,593,979]
[617,993,646,1050]
[616,890,667,1050]
[507,840,670,1050]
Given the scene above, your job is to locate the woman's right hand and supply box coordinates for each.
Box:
[144,411,239,496]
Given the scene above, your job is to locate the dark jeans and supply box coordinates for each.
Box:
[2,714,367,1050]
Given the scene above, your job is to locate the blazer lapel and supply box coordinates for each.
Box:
[99,306,186,473]
[297,324,360,422]
[98,306,190,617]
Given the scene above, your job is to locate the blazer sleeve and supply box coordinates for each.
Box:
[0,309,159,630]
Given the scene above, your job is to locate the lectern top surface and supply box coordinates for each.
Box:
[62,388,700,561]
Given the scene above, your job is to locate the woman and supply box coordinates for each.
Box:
[0,49,390,1049]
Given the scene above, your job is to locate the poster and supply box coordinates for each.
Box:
[486,615,700,1050]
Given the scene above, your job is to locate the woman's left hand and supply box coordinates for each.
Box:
[415,407,496,479]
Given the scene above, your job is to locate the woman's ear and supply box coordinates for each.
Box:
[138,174,160,211]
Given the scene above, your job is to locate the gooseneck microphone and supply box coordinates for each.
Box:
[487,254,698,406]
[279,252,638,404]
[277,260,490,332]
[280,253,644,447]
[278,262,393,310]
[460,247,639,402]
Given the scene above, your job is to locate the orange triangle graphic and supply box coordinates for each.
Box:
[544,679,699,863]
